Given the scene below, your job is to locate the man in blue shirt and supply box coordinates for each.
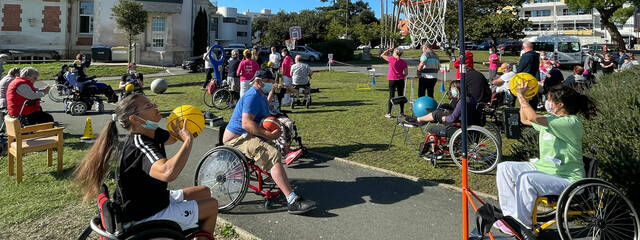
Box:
[222,69,316,215]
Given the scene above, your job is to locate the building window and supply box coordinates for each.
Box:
[237,31,247,37]
[558,42,580,53]
[236,19,248,25]
[530,10,551,17]
[211,17,219,39]
[79,1,94,33]
[223,17,236,23]
[152,17,166,48]
[524,11,531,17]
[562,8,591,15]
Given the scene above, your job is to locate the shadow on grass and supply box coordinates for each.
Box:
[226,176,427,217]
[308,143,388,158]
[158,92,184,95]
[288,109,347,114]
[49,165,76,180]
[312,100,374,107]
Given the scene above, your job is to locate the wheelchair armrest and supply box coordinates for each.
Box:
[90,216,118,240]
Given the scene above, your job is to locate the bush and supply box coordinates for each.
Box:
[309,39,355,61]
[509,68,640,208]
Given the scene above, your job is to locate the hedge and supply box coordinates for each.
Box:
[510,68,640,208]
[309,39,355,61]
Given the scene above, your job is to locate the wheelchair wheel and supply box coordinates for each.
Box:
[48,84,68,103]
[195,146,250,212]
[202,89,214,108]
[69,101,88,116]
[557,178,639,240]
[484,122,502,146]
[212,89,232,110]
[449,126,501,174]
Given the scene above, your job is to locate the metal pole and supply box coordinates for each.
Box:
[457,0,469,238]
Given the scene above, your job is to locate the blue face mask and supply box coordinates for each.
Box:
[136,116,159,130]
[451,89,459,98]
[262,83,273,93]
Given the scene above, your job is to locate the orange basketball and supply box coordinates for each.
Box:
[261,116,281,132]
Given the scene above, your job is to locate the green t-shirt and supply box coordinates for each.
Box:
[530,114,585,182]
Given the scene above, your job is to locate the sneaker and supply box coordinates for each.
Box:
[285,149,303,165]
[201,87,206,91]
[493,220,514,236]
[288,196,316,215]
[384,113,392,118]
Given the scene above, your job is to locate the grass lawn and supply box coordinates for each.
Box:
[103,73,206,90]
[350,49,522,71]
[4,62,163,80]
[144,71,520,196]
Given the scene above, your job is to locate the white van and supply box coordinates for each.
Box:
[529,36,582,65]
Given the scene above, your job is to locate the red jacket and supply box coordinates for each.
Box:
[7,77,40,116]
[454,51,474,80]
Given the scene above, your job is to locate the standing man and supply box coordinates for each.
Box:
[517,41,540,78]
[417,44,440,98]
[227,49,241,92]
[269,46,282,79]
[6,67,53,125]
[202,46,214,90]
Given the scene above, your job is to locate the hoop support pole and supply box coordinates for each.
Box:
[457,0,469,238]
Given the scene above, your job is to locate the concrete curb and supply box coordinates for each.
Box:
[307,150,499,201]
[216,216,261,240]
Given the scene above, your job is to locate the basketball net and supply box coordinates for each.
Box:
[400,0,448,47]
[285,39,296,51]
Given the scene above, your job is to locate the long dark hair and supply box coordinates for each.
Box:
[548,85,598,120]
[74,94,145,202]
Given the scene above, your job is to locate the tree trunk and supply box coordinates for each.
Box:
[128,34,133,64]
[599,9,627,50]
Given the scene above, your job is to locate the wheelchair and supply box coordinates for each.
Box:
[290,84,312,109]
[194,124,286,212]
[205,80,239,110]
[530,157,640,240]
[62,72,105,116]
[77,184,212,240]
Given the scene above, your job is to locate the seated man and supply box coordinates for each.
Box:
[491,63,516,107]
[290,55,312,89]
[6,67,54,125]
[120,63,145,98]
[417,80,477,138]
[222,69,316,214]
[494,84,597,236]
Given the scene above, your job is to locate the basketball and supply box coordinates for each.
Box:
[267,61,274,67]
[125,83,135,92]
[151,78,168,94]
[261,116,281,132]
[413,96,438,117]
[509,72,539,100]
[167,105,205,139]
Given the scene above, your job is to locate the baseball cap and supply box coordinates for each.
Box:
[250,69,274,84]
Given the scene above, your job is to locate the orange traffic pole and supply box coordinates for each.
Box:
[462,157,468,239]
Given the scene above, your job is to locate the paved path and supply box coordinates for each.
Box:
[94,66,192,81]
[41,82,563,240]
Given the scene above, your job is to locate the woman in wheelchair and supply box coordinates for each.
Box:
[494,84,597,235]
[74,94,219,239]
[417,80,478,138]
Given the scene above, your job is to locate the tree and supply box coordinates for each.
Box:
[193,8,208,56]
[565,0,640,50]
[612,6,635,25]
[467,9,531,46]
[112,0,148,63]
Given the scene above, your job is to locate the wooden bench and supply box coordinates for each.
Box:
[4,116,64,183]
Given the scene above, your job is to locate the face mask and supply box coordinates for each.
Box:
[451,89,459,98]
[136,116,159,130]
[262,82,273,93]
[129,70,137,74]
[281,53,286,57]
[545,100,556,115]
[546,67,552,71]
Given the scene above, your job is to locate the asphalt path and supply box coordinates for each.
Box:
[40,81,565,240]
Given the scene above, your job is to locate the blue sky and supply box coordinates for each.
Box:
[216,0,383,17]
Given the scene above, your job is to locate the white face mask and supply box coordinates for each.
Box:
[544,100,556,115]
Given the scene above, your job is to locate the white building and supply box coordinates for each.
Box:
[520,0,638,46]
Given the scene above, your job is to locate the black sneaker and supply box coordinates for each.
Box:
[288,197,316,215]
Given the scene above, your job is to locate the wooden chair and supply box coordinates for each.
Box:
[4,116,64,183]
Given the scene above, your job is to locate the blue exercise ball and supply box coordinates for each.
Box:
[413,96,437,117]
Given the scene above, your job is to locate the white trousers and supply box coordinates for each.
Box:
[282,76,292,106]
[239,80,251,98]
[496,161,571,227]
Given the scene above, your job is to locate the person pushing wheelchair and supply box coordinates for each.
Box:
[222,69,317,215]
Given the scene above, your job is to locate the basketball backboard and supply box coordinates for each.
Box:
[289,26,302,40]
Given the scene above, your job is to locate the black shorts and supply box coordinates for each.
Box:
[428,125,460,138]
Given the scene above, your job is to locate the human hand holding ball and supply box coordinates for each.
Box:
[167,105,205,141]
[169,118,193,142]
[261,116,282,140]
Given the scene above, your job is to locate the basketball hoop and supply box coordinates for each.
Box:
[399,0,448,47]
[285,39,296,51]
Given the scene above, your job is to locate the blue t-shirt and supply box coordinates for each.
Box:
[226,87,269,135]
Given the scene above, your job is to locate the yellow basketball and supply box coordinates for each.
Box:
[125,83,135,92]
[267,61,274,67]
[167,105,205,139]
[509,72,539,100]
[497,67,503,72]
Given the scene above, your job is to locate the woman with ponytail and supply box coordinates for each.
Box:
[493,84,597,235]
[75,94,218,239]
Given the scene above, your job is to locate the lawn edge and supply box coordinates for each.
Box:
[217,216,262,240]
[307,150,499,201]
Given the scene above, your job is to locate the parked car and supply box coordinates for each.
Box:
[477,42,491,50]
[464,41,478,50]
[182,55,204,73]
[497,41,523,54]
[582,43,620,53]
[397,44,412,50]
[290,46,323,62]
[357,44,371,50]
